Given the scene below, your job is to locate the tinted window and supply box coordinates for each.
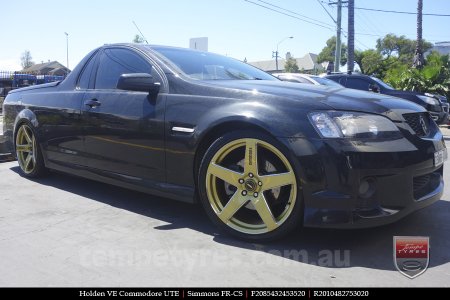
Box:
[95,48,152,89]
[312,76,343,87]
[279,76,312,84]
[346,78,371,91]
[372,77,394,90]
[77,52,98,89]
[151,46,275,81]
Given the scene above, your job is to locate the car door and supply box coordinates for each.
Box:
[81,47,166,182]
[40,52,99,167]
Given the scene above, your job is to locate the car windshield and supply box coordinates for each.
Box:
[151,46,276,81]
[311,76,343,87]
[371,76,394,90]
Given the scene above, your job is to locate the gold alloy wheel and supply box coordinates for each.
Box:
[16,124,37,174]
[206,138,297,235]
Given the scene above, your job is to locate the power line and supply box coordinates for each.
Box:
[316,0,336,24]
[243,0,335,30]
[256,0,333,26]
[354,6,450,17]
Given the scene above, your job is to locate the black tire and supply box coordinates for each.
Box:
[198,130,303,242]
[15,122,48,178]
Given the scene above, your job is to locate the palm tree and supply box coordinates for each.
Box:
[413,0,424,68]
[347,0,355,73]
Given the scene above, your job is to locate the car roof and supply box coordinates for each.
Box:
[326,72,369,78]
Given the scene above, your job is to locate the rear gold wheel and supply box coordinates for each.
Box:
[15,123,47,177]
[199,131,301,241]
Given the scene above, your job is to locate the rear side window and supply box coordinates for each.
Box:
[346,78,371,91]
[95,48,152,90]
[77,52,98,89]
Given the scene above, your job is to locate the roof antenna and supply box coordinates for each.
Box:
[132,21,149,44]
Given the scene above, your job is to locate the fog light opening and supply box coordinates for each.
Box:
[358,178,376,199]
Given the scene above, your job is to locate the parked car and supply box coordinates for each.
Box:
[273,73,343,87]
[325,73,449,124]
[2,44,446,241]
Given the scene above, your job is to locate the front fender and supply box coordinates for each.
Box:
[194,100,315,142]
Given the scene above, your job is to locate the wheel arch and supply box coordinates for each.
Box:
[14,109,39,134]
[13,109,41,157]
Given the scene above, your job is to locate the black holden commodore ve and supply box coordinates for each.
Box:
[2,44,447,241]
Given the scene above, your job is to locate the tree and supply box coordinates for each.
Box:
[20,50,34,69]
[317,36,347,66]
[413,0,424,68]
[376,34,431,64]
[384,52,450,98]
[354,49,383,75]
[132,34,145,44]
[284,57,299,73]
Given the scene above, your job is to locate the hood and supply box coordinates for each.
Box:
[202,80,425,121]
[385,89,423,97]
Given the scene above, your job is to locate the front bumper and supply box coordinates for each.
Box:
[281,127,446,228]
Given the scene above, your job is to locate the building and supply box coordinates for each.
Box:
[22,61,70,76]
[429,41,450,56]
[248,52,325,74]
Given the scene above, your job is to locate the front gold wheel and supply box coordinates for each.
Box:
[200,132,300,240]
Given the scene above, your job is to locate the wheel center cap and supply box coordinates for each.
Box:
[244,179,257,192]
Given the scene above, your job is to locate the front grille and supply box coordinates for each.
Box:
[403,113,431,137]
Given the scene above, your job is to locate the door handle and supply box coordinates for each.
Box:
[84,98,101,108]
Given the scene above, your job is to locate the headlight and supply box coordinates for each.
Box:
[417,95,439,106]
[309,111,400,139]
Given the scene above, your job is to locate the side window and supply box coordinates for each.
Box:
[346,78,371,91]
[279,76,312,84]
[292,76,313,84]
[77,52,99,89]
[95,48,153,90]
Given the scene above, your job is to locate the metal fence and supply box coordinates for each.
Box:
[0,71,65,97]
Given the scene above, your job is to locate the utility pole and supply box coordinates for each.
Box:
[327,1,347,72]
[413,0,424,69]
[335,0,342,72]
[347,0,355,73]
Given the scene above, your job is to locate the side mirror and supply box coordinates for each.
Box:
[117,73,160,94]
[369,84,380,93]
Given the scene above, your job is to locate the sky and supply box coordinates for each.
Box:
[1,0,449,71]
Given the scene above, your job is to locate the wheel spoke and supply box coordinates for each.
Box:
[32,135,36,163]
[23,127,32,144]
[24,154,33,171]
[260,171,295,191]
[218,192,248,222]
[208,163,243,185]
[253,194,278,231]
[16,144,32,153]
[244,139,258,175]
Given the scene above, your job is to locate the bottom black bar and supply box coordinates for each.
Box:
[0,287,445,298]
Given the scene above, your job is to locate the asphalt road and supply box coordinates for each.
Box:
[0,130,450,287]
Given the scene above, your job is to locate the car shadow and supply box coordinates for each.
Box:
[10,166,450,272]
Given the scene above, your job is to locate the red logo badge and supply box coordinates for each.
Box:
[394,236,429,278]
